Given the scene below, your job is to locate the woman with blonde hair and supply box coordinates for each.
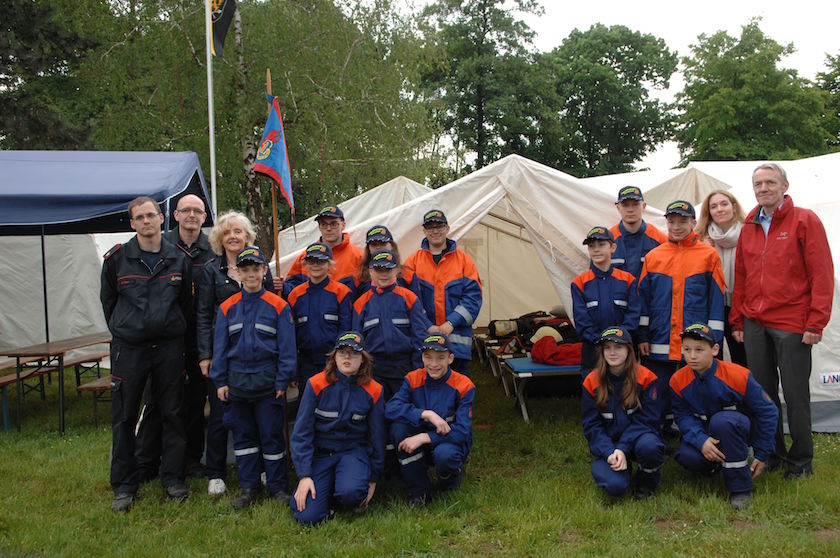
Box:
[696,190,747,366]
[195,210,281,497]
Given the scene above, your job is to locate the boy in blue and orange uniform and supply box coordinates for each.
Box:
[670,323,778,509]
[352,249,429,401]
[211,246,297,509]
[290,332,385,524]
[386,334,475,507]
[610,186,668,280]
[638,200,726,433]
[288,242,353,384]
[571,226,640,374]
[403,209,483,375]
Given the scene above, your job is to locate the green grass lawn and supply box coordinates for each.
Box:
[1,364,839,557]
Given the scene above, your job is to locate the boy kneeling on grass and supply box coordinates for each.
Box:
[670,323,778,509]
[385,334,475,507]
[211,246,297,509]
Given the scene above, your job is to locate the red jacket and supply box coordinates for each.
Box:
[730,196,834,336]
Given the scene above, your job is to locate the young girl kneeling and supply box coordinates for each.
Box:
[581,327,664,499]
[290,332,385,524]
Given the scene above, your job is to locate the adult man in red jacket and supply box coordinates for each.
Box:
[730,163,834,479]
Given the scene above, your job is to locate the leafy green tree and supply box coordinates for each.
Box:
[419,0,543,171]
[0,0,97,148]
[676,19,833,161]
[539,24,677,177]
[817,53,840,149]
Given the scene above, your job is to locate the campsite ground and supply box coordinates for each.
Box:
[1,364,839,557]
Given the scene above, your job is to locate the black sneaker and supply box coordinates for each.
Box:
[407,495,427,509]
[729,491,751,510]
[269,490,292,505]
[165,484,189,501]
[233,487,261,509]
[112,492,134,512]
[784,468,813,480]
[634,485,654,500]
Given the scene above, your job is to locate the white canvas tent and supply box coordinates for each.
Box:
[588,153,840,432]
[275,154,665,327]
[273,176,430,265]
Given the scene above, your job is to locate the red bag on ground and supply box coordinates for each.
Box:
[531,337,582,365]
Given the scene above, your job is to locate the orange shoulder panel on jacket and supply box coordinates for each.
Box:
[353,289,374,313]
[406,368,427,389]
[582,370,600,396]
[361,379,383,405]
[260,290,288,313]
[325,279,352,303]
[446,370,475,397]
[287,282,310,307]
[714,360,750,396]
[393,285,418,307]
[669,365,695,397]
[645,223,668,244]
[572,270,595,292]
[308,371,333,397]
[636,365,658,390]
[609,224,622,240]
[611,267,636,287]
[220,291,242,315]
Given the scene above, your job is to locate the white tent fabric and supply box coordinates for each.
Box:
[601,153,840,432]
[273,176,430,270]
[276,154,665,327]
[0,235,106,350]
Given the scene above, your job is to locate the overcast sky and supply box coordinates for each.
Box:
[522,0,840,169]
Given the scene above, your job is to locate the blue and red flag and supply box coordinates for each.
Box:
[254,94,294,212]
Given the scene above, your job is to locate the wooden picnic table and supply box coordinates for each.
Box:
[0,331,112,435]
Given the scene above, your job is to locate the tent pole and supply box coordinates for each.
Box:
[41,225,50,343]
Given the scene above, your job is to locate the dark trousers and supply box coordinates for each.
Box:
[591,432,664,496]
[204,376,229,480]
[290,446,371,524]
[723,305,747,366]
[580,341,599,377]
[743,317,813,473]
[135,356,206,476]
[451,358,471,377]
[227,395,287,493]
[674,411,753,493]
[110,338,186,494]
[643,358,680,428]
[391,421,467,499]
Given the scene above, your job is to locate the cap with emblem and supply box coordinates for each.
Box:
[680,323,716,343]
[335,331,365,352]
[616,186,644,203]
[583,226,615,245]
[597,326,633,345]
[365,225,393,244]
[369,249,398,269]
[236,246,266,267]
[665,200,695,218]
[420,334,452,352]
[304,242,332,261]
[422,209,447,226]
[315,205,344,221]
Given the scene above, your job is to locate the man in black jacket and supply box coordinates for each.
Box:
[100,196,193,512]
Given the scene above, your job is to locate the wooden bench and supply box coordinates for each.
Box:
[76,376,112,427]
[1,351,110,432]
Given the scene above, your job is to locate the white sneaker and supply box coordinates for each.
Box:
[208,478,227,496]
[261,472,267,486]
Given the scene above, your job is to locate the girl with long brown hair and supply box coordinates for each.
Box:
[581,327,664,499]
[289,332,385,524]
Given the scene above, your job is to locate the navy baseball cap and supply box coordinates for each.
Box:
[304,242,332,261]
[366,225,393,244]
[583,226,615,245]
[665,200,696,218]
[236,246,266,267]
[420,334,452,352]
[422,209,448,226]
[680,323,716,343]
[315,205,344,221]
[616,186,644,203]
[369,249,398,269]
[597,326,633,345]
[335,331,365,352]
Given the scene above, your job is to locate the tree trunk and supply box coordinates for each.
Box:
[234,8,272,255]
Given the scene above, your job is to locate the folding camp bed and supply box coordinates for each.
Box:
[501,357,580,422]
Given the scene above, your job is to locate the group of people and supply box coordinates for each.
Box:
[100,197,481,519]
[572,163,833,508]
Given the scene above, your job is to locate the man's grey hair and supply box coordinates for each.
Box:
[753,162,788,183]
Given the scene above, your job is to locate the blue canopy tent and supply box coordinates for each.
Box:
[0,151,214,342]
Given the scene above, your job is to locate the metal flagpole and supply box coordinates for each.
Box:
[205,1,218,216]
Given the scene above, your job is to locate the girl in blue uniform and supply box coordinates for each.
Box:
[355,225,420,298]
[211,246,297,509]
[581,327,664,499]
[290,332,385,524]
